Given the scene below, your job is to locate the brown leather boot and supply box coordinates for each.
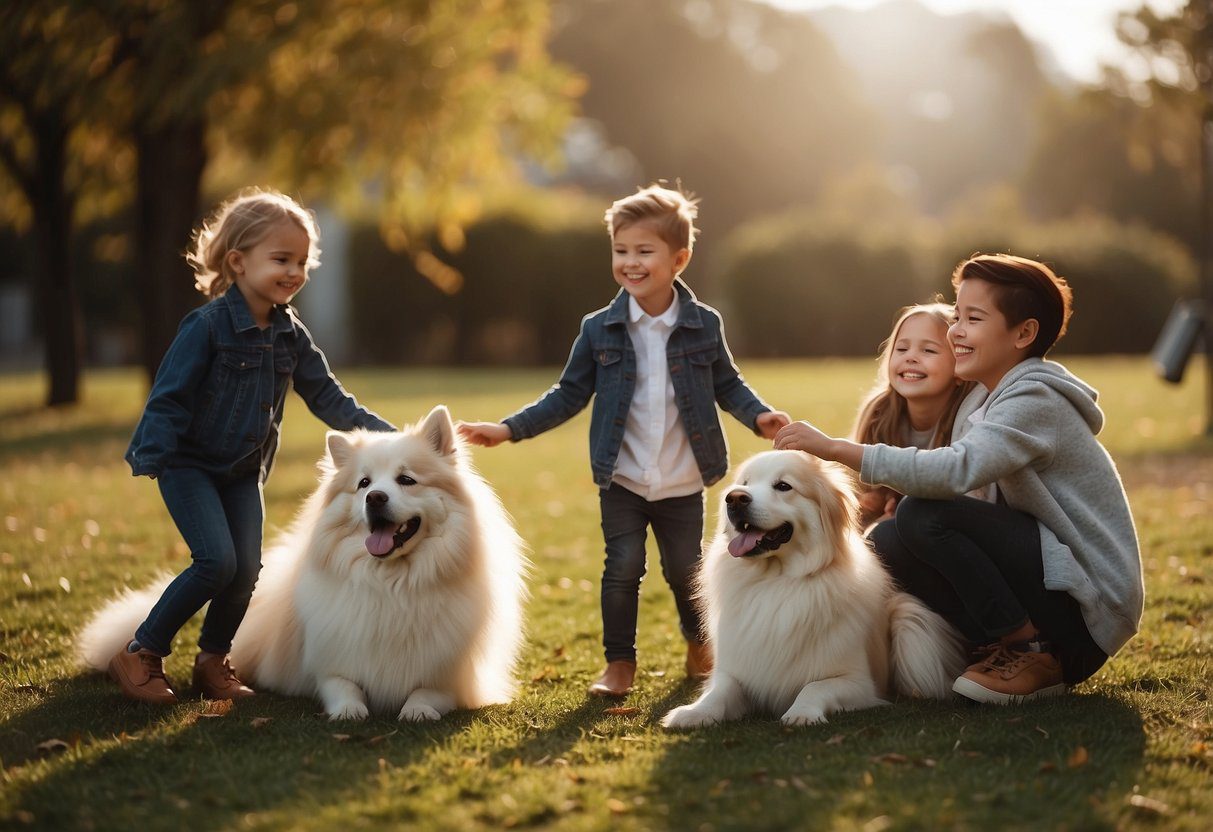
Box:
[588,660,637,697]
[685,640,713,680]
[192,653,256,700]
[108,646,178,705]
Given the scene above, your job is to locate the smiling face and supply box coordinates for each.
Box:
[888,313,956,406]
[718,451,856,578]
[949,278,1038,391]
[610,221,690,316]
[228,219,312,326]
[322,407,461,567]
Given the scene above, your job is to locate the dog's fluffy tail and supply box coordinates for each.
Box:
[887,592,967,699]
[76,574,174,671]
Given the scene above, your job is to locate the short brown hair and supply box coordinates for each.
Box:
[604,184,699,252]
[951,253,1073,358]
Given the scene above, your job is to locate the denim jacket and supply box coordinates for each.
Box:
[503,279,771,490]
[126,285,394,481]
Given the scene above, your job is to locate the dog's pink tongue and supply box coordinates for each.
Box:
[728,529,765,558]
[365,528,396,556]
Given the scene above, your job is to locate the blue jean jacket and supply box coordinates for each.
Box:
[503,279,772,489]
[126,285,394,481]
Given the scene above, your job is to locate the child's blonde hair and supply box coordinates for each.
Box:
[187,189,321,299]
[604,183,699,253]
[853,302,975,449]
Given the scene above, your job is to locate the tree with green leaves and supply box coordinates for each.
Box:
[3,0,577,398]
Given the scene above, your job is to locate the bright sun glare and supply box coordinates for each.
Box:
[764,0,1188,83]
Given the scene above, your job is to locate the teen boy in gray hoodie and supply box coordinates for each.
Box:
[774,254,1144,704]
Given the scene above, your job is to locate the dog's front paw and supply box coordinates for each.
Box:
[398,703,442,722]
[661,705,721,730]
[780,706,827,727]
[328,701,370,721]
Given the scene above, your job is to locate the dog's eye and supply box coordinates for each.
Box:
[396,474,416,486]
[357,477,370,489]
[773,481,793,492]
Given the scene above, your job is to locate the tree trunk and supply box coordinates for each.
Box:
[135,119,208,380]
[31,113,83,407]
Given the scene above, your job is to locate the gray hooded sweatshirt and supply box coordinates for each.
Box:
[860,357,1144,656]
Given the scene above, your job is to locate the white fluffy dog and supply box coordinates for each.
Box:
[79,406,527,721]
[662,450,965,729]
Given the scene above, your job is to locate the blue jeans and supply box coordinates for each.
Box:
[598,483,705,663]
[869,496,1106,684]
[135,466,264,656]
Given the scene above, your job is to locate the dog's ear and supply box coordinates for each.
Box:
[420,405,456,456]
[326,431,355,469]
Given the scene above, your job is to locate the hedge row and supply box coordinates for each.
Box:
[346,205,1196,363]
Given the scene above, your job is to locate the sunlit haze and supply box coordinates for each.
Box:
[765,0,1187,82]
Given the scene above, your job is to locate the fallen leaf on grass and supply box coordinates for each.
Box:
[35,738,70,756]
[603,707,640,716]
[1127,795,1171,815]
[861,771,874,787]
[196,699,233,718]
[331,734,352,742]
[825,734,845,745]
[1067,746,1089,768]
[606,798,628,814]
[250,717,272,728]
[871,753,909,765]
[1038,761,1057,773]
[366,730,397,747]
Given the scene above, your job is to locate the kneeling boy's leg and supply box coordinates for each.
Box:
[868,517,983,643]
[894,496,1037,642]
[599,484,650,663]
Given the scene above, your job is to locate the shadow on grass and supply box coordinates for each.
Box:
[646,692,1145,830]
[1,672,468,831]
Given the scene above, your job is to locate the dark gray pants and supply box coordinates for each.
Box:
[598,483,705,663]
[870,496,1106,684]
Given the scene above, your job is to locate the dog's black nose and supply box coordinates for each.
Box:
[725,490,751,506]
[366,490,389,508]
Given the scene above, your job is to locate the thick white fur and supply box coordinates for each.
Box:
[78,406,527,721]
[662,451,965,729]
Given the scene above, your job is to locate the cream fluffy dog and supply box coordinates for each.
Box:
[79,406,527,721]
[662,450,965,728]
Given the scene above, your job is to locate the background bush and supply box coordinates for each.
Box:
[711,205,1197,358]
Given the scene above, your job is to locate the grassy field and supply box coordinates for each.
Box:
[1,358,1210,831]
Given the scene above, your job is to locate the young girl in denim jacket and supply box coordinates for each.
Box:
[112,189,395,705]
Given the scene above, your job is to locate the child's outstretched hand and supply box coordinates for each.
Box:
[773,420,832,456]
[755,410,791,439]
[456,421,511,448]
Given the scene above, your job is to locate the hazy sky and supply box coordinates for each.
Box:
[765,0,1187,82]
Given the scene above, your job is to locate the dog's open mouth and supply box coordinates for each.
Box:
[728,522,793,558]
[364,517,421,558]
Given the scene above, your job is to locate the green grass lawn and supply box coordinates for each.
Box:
[1,358,1210,831]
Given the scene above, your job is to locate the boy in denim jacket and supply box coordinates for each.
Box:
[459,185,788,696]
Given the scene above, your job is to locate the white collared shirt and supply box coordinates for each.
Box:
[611,294,702,500]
